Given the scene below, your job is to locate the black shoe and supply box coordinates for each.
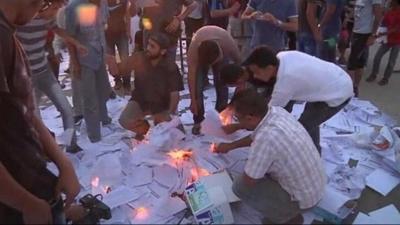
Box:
[378,78,389,86]
[109,91,117,100]
[66,144,83,154]
[191,123,201,135]
[353,86,359,97]
[74,115,84,125]
[366,75,377,82]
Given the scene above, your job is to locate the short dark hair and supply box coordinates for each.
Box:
[148,32,171,50]
[220,64,245,85]
[243,46,279,68]
[198,40,220,65]
[231,89,268,118]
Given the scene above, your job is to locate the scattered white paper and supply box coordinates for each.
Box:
[366,168,400,196]
[103,186,142,209]
[369,204,400,224]
[353,212,377,224]
[200,171,240,203]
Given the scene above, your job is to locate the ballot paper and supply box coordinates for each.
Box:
[368,204,400,224]
[366,168,400,196]
[103,186,142,209]
[352,212,377,224]
[200,171,240,203]
[124,166,153,187]
[315,186,352,223]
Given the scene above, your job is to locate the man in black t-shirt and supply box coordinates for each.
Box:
[116,33,184,140]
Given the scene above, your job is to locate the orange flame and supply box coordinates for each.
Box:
[167,150,193,161]
[142,18,153,30]
[135,207,149,220]
[219,108,233,126]
[190,168,211,182]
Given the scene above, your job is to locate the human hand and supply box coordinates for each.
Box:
[165,16,180,34]
[222,124,241,134]
[214,143,234,154]
[22,197,52,224]
[262,12,277,24]
[55,161,80,209]
[249,11,263,19]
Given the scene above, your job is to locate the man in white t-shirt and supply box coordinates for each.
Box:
[241,46,354,152]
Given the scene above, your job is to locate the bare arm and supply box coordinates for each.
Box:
[53,27,87,55]
[210,2,240,18]
[177,1,198,21]
[278,16,298,32]
[371,4,383,35]
[241,6,256,20]
[215,135,253,153]
[306,2,321,41]
[169,91,180,114]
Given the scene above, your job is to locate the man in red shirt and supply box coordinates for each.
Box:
[366,0,400,85]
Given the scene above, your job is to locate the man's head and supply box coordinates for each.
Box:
[243,46,279,83]
[37,0,65,20]
[198,40,222,66]
[146,33,170,60]
[230,89,268,131]
[220,63,247,87]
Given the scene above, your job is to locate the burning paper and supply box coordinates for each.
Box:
[77,4,98,26]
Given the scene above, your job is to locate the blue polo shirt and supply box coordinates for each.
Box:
[248,0,298,51]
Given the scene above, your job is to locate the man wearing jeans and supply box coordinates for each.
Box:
[216,47,353,153]
[17,0,86,153]
[187,26,241,135]
[66,0,113,143]
[221,90,326,224]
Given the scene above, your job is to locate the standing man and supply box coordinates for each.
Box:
[66,0,114,143]
[0,0,80,223]
[184,0,207,48]
[141,0,197,60]
[347,0,383,96]
[17,0,86,153]
[117,33,184,140]
[106,0,132,95]
[188,26,241,135]
[241,0,298,52]
[208,0,240,29]
[217,47,353,152]
[227,90,326,224]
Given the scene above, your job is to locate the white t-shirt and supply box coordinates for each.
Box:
[269,51,354,108]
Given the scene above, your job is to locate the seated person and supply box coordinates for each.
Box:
[220,63,275,98]
[226,89,326,224]
[117,33,184,140]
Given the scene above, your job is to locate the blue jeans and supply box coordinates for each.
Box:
[298,33,317,56]
[193,59,229,124]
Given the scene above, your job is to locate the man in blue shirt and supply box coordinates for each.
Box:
[241,0,298,52]
[66,0,114,143]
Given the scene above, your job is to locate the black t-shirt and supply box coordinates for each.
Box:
[207,0,229,29]
[131,54,184,114]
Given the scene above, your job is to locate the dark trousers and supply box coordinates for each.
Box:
[184,17,204,48]
[106,33,131,87]
[285,99,350,153]
[193,60,229,124]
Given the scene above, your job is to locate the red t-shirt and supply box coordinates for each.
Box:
[383,8,400,46]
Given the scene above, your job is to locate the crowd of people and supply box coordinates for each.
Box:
[1,0,399,224]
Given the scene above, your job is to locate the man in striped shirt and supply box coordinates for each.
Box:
[16,0,87,152]
[228,90,326,224]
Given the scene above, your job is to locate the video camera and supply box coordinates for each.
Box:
[73,194,112,225]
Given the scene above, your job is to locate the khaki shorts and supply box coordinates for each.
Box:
[119,101,171,132]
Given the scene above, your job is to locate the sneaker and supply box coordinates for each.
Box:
[66,144,83,154]
[74,115,84,126]
[114,79,123,90]
[366,75,377,82]
[191,123,201,135]
[109,90,117,99]
[378,78,389,86]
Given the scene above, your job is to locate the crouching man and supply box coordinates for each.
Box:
[117,33,184,140]
[228,90,326,224]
